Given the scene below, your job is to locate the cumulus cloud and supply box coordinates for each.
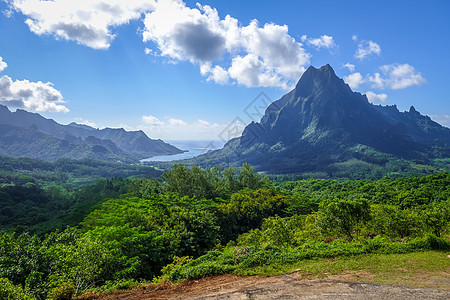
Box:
[343,63,355,72]
[0,75,69,112]
[9,0,312,89]
[0,57,7,72]
[201,64,229,84]
[143,2,310,89]
[344,72,365,89]
[0,56,68,112]
[301,35,336,49]
[368,63,426,90]
[142,114,164,126]
[227,54,288,89]
[365,91,388,103]
[9,0,156,49]
[168,118,188,126]
[142,2,227,62]
[354,39,381,60]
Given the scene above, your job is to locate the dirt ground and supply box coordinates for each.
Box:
[80,270,450,300]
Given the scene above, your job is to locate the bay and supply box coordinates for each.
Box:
[141,140,225,162]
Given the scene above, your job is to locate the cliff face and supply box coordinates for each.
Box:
[194,65,450,174]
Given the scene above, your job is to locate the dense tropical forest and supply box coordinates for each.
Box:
[0,163,449,299]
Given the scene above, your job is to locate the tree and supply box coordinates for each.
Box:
[316,198,370,240]
[423,200,450,237]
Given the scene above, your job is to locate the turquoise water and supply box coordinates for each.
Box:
[141,140,225,162]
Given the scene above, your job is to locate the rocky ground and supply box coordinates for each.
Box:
[79,269,450,300]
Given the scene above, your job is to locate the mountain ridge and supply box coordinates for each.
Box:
[0,105,183,162]
[188,65,450,177]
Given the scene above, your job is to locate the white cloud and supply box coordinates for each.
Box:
[202,64,229,84]
[302,35,336,49]
[0,56,68,112]
[429,114,450,128]
[74,117,98,128]
[142,2,310,89]
[343,72,364,89]
[144,48,153,55]
[134,115,242,140]
[365,91,388,103]
[197,119,210,126]
[227,54,288,89]
[9,0,312,89]
[142,114,164,126]
[9,0,156,49]
[368,63,426,90]
[168,118,187,126]
[142,2,226,63]
[354,39,381,60]
[0,57,7,72]
[0,75,68,112]
[343,63,355,72]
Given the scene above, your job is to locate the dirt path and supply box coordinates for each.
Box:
[84,271,450,300]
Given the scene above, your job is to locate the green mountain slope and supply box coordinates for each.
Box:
[189,65,450,177]
[0,105,183,161]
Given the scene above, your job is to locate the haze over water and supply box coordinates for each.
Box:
[141,140,225,162]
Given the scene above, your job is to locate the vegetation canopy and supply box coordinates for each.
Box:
[0,163,448,299]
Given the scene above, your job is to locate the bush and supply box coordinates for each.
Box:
[316,198,371,240]
[47,282,74,300]
[0,277,36,300]
[369,205,423,239]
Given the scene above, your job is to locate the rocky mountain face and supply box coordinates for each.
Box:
[193,65,450,175]
[0,105,182,162]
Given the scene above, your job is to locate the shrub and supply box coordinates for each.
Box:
[316,198,371,240]
[0,277,36,300]
[47,282,74,300]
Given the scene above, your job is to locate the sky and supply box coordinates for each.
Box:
[0,0,449,141]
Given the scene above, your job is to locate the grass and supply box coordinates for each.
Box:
[235,251,450,289]
[76,251,450,299]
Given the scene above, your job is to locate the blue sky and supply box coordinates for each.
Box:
[0,0,449,140]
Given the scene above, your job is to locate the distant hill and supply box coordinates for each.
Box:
[0,105,182,162]
[188,65,450,178]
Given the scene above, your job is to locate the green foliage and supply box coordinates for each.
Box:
[44,234,112,294]
[0,177,130,235]
[47,282,74,300]
[158,256,193,282]
[278,172,450,208]
[81,193,220,280]
[369,205,423,239]
[0,277,36,300]
[217,188,288,241]
[0,156,161,187]
[86,278,139,294]
[316,198,371,240]
[163,236,450,283]
[237,215,308,247]
[422,200,450,237]
[161,163,269,199]
[0,163,448,298]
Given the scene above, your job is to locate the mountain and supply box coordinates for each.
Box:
[189,65,450,177]
[0,105,183,162]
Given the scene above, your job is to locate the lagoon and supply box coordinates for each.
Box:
[141,140,225,162]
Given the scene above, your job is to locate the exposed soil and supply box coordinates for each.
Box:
[79,270,450,300]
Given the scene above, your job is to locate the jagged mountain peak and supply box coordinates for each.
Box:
[293,64,353,99]
[193,64,450,176]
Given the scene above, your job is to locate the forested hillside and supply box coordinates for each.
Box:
[1,165,449,299]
